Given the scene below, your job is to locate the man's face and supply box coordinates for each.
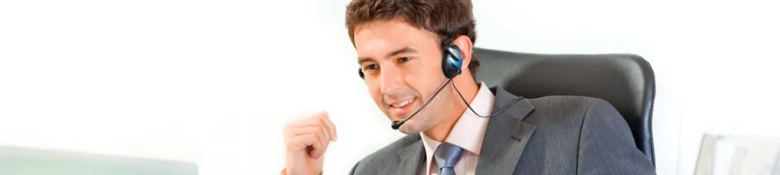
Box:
[354,20,453,134]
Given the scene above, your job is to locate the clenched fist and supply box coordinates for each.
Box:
[283,111,337,175]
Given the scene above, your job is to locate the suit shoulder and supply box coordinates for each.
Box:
[521,95,617,125]
[525,95,605,103]
[525,95,609,111]
[352,134,420,172]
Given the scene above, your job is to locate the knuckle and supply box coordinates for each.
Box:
[313,132,321,139]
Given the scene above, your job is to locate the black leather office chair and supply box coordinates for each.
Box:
[474,47,656,165]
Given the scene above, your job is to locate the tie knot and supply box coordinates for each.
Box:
[433,142,465,169]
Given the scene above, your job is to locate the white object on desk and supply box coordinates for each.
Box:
[694,134,780,175]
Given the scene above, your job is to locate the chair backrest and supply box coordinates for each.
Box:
[473,47,656,164]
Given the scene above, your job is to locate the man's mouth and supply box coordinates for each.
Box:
[390,99,414,108]
[389,98,416,116]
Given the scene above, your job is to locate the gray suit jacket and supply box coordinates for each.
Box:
[348,86,656,175]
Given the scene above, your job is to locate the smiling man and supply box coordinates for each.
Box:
[280,0,657,174]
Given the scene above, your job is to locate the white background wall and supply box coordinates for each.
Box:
[1,0,778,175]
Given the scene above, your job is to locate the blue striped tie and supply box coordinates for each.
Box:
[434,142,464,175]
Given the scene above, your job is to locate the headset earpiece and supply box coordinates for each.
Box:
[442,44,464,79]
[358,68,365,79]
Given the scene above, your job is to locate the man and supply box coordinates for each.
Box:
[282,0,657,174]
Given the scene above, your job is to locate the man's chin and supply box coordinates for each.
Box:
[397,126,418,134]
[396,120,426,134]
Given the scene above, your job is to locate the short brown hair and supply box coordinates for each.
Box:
[345,0,480,77]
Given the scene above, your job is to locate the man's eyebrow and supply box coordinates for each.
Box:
[386,47,416,58]
[357,47,417,64]
[358,57,375,64]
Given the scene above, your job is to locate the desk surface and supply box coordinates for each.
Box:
[0,146,198,175]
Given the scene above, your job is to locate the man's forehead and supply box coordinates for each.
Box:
[353,21,437,58]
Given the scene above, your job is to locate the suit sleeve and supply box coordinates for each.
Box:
[577,99,656,175]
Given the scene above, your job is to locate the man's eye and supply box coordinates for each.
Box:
[398,57,412,63]
[365,64,379,70]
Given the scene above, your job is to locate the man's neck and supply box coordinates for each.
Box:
[422,81,481,142]
[423,111,460,142]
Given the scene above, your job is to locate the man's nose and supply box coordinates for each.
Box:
[378,66,404,95]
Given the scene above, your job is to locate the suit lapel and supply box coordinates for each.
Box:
[380,135,425,175]
[476,87,537,174]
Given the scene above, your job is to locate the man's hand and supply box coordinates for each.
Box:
[283,111,337,175]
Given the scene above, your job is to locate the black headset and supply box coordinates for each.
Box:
[358,44,464,79]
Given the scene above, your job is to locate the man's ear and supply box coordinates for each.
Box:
[452,35,473,73]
